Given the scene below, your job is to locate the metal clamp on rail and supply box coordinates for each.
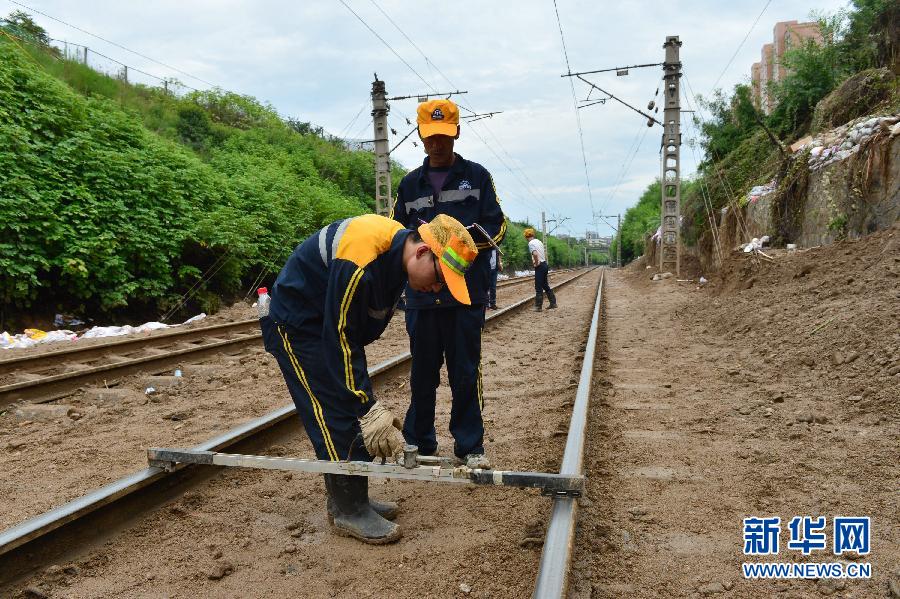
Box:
[147,447,585,496]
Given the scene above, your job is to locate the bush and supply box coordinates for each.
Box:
[0,36,379,320]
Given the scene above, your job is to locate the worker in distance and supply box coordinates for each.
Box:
[260,213,479,544]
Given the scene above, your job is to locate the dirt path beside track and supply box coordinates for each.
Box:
[573,258,897,598]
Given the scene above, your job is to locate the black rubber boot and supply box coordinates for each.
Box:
[547,289,558,309]
[323,474,401,544]
[533,291,543,311]
[327,495,399,522]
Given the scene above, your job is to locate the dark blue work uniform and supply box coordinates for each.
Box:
[391,153,506,458]
[261,215,410,462]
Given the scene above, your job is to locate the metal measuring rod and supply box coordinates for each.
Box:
[147,444,583,496]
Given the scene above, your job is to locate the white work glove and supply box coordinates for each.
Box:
[359,401,404,461]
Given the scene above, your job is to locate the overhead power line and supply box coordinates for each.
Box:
[552,0,596,215]
[710,0,773,91]
[338,0,435,93]
[8,0,219,88]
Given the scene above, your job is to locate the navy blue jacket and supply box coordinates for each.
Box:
[390,153,506,308]
[269,215,411,408]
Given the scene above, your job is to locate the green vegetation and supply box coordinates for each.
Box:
[0,27,403,320]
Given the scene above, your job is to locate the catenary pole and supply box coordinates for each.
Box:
[659,36,682,275]
[372,77,392,216]
[617,214,622,267]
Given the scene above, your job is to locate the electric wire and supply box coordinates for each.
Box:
[604,121,650,210]
[710,0,773,91]
[682,70,755,248]
[552,0,596,216]
[337,101,368,139]
[682,109,725,265]
[8,0,219,88]
[338,0,435,92]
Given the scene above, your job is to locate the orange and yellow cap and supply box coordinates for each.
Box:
[417,214,478,305]
[417,99,460,138]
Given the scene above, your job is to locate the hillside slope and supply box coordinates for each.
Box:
[0,36,389,325]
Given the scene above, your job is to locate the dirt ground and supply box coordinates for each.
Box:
[4,221,897,598]
[573,226,898,598]
[0,280,536,531]
[6,269,602,598]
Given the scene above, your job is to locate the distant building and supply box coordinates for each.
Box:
[584,231,611,249]
[751,20,823,113]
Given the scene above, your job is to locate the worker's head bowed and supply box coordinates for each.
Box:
[405,214,478,304]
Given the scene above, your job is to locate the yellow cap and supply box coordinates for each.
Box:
[417,99,460,138]
[523,228,535,238]
[417,214,478,305]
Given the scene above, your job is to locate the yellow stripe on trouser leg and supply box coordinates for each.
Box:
[338,267,370,403]
[278,325,339,461]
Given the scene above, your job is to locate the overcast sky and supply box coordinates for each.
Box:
[10,0,848,238]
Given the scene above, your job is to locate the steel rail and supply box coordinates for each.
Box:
[0,272,571,406]
[533,269,604,598]
[0,319,257,376]
[0,268,594,568]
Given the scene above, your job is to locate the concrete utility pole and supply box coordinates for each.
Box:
[617,213,622,268]
[541,212,547,249]
[659,36,682,275]
[371,76,392,216]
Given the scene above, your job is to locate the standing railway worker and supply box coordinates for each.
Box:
[524,228,557,311]
[390,98,506,470]
[261,213,479,544]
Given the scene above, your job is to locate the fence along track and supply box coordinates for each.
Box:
[533,269,604,598]
[0,268,595,585]
[0,271,575,407]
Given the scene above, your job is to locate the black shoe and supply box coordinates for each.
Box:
[548,303,558,309]
[323,474,401,544]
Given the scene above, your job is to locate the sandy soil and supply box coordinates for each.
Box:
[5,270,602,598]
[573,226,898,598]
[0,279,556,531]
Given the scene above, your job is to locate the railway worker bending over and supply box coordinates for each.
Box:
[390,98,506,471]
[261,213,478,544]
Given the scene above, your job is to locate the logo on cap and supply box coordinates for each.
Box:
[431,108,444,121]
[458,180,472,190]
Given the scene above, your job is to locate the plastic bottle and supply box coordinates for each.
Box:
[256,287,271,318]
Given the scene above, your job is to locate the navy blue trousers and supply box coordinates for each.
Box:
[535,262,552,294]
[261,317,371,462]
[403,306,485,458]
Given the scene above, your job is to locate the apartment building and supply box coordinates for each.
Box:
[750,20,823,113]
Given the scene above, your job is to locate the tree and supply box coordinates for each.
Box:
[2,11,52,48]
[696,84,761,166]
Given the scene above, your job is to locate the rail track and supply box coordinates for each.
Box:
[0,268,597,592]
[0,270,571,407]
